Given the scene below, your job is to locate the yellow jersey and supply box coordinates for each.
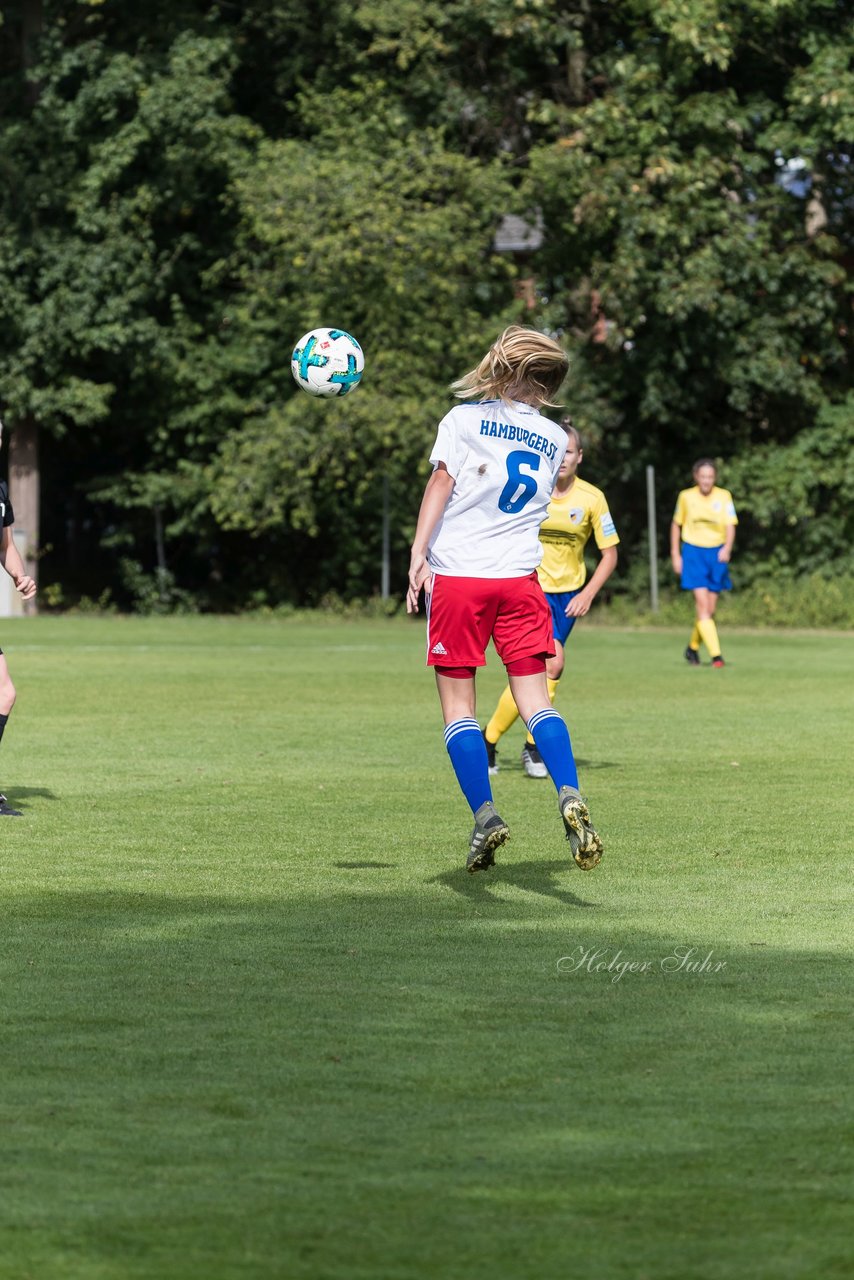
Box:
[673,485,738,548]
[537,476,620,593]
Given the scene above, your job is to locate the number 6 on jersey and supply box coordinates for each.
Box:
[497,450,542,514]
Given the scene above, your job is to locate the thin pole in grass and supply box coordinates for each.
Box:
[646,464,659,613]
[381,472,390,600]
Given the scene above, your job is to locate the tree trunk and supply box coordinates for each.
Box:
[22,0,44,68]
[567,1,590,104]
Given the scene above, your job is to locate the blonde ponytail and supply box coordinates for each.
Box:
[451,326,569,408]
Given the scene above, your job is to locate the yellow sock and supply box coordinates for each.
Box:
[485,685,520,745]
[689,623,701,651]
[697,618,721,658]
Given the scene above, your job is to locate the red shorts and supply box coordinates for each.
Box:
[425,573,554,668]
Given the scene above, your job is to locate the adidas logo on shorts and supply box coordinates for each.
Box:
[431,642,448,655]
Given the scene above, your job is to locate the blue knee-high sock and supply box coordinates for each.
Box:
[527,708,579,792]
[444,718,492,814]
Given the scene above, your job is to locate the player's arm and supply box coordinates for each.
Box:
[0,526,36,599]
[406,463,456,614]
[718,527,735,563]
[718,522,736,563]
[670,520,683,576]
[566,545,618,617]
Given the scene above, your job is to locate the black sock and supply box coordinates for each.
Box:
[0,713,8,746]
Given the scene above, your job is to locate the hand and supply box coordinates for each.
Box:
[672,554,682,576]
[717,547,731,564]
[406,554,430,614]
[14,573,36,600]
[565,592,592,618]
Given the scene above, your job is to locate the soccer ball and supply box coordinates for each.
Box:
[291,328,364,397]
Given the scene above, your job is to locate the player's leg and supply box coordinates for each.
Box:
[704,548,732,666]
[428,575,509,872]
[685,619,702,664]
[679,545,704,664]
[520,640,564,778]
[509,670,578,792]
[694,586,723,664]
[521,592,574,778]
[495,577,602,868]
[545,639,565,713]
[482,684,521,774]
[0,653,21,817]
[546,640,566,683]
[543,592,575,707]
[482,597,563,777]
[703,590,726,666]
[436,670,492,813]
[437,670,510,872]
[509,669,602,869]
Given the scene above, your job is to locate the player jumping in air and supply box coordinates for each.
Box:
[406,326,603,874]
[670,459,738,668]
[482,418,618,778]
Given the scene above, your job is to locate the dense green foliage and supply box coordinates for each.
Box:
[0,1,850,608]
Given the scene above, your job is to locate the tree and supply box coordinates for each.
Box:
[1,0,850,608]
[0,2,257,604]
[522,0,852,567]
[202,85,515,601]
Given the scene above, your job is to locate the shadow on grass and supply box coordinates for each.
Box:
[335,861,397,870]
[4,785,58,810]
[431,857,597,908]
[0,890,849,1280]
[495,757,621,774]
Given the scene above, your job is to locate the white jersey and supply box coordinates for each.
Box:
[427,400,566,578]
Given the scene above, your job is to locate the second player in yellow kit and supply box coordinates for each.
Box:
[483,421,619,778]
[670,458,738,667]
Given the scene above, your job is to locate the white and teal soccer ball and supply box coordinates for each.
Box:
[291,327,364,397]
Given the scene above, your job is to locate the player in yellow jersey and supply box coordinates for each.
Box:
[670,459,738,668]
[482,420,619,778]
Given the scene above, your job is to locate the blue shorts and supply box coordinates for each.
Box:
[546,590,581,646]
[681,543,732,593]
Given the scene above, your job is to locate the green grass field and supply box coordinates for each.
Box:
[1,615,851,1280]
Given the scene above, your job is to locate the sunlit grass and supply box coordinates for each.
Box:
[0,616,851,1279]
